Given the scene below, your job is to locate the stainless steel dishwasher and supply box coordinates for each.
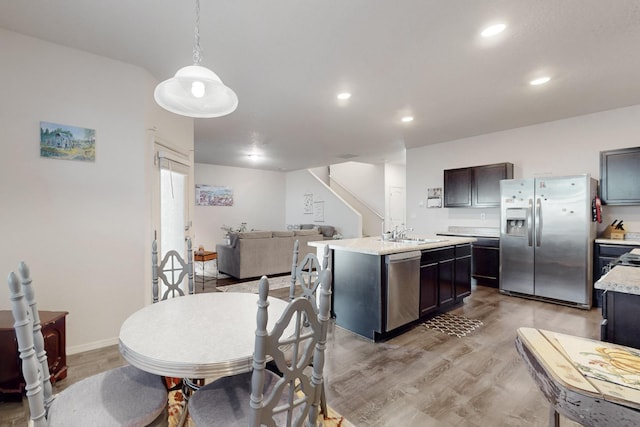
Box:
[385,251,421,331]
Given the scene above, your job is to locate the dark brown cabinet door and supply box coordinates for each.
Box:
[473,163,513,207]
[444,168,472,207]
[455,245,472,298]
[438,259,455,305]
[600,146,640,205]
[420,263,438,316]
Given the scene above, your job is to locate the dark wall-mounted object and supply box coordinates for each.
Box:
[444,162,514,208]
[600,146,640,205]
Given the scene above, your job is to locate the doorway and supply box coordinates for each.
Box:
[153,145,192,296]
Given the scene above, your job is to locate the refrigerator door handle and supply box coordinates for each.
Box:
[535,198,542,247]
[527,199,533,247]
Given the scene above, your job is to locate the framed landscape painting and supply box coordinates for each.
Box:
[40,121,96,162]
[196,184,234,206]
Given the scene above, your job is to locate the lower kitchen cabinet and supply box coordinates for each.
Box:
[420,244,471,316]
[601,290,640,348]
[471,238,500,287]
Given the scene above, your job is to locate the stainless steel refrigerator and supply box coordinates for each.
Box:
[499,175,597,308]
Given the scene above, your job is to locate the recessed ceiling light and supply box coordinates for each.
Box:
[530,76,551,86]
[401,116,414,123]
[337,92,351,100]
[248,153,260,160]
[481,23,506,37]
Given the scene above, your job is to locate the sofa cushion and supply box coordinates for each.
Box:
[294,229,320,236]
[273,230,295,237]
[238,231,273,239]
[299,224,315,230]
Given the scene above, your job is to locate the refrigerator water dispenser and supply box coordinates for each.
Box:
[505,208,527,236]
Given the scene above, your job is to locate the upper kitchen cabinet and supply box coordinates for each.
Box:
[600,146,640,205]
[444,162,514,208]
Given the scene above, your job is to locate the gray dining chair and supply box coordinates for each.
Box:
[7,261,167,427]
[188,271,332,427]
[288,241,329,307]
[287,241,330,415]
[152,237,194,303]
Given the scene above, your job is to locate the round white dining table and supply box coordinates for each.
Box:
[119,292,291,378]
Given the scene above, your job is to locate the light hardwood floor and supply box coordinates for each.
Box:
[0,280,600,427]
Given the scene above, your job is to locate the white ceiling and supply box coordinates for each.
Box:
[2,1,640,171]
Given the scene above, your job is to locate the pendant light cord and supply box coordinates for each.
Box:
[193,0,202,65]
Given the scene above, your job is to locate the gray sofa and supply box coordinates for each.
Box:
[216,229,327,280]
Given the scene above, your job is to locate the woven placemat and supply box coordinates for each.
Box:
[423,313,483,337]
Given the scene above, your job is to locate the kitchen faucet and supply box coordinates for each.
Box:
[391,225,413,240]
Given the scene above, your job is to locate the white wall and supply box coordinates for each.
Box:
[285,170,362,238]
[193,164,286,250]
[0,29,192,353]
[406,104,640,236]
[330,162,385,215]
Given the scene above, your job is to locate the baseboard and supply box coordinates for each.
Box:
[67,336,119,355]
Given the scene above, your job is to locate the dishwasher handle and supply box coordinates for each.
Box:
[386,251,421,263]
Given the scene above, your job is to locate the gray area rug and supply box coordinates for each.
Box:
[218,275,291,294]
[422,313,483,338]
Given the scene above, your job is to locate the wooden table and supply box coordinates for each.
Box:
[119,292,292,379]
[516,327,640,427]
[193,250,217,291]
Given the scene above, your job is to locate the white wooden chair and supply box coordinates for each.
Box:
[288,241,329,307]
[287,241,331,415]
[7,262,167,427]
[152,237,194,303]
[188,272,332,426]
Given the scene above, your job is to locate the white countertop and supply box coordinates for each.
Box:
[308,235,476,256]
[595,238,640,246]
[595,249,640,296]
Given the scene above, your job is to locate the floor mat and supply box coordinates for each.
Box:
[218,274,291,293]
[422,313,483,337]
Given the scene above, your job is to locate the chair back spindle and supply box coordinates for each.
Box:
[7,272,47,427]
[19,262,54,409]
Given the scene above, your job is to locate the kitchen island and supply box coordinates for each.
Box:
[309,236,476,341]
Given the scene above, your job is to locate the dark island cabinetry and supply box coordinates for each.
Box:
[0,310,68,395]
[601,291,640,348]
[444,162,514,208]
[420,244,471,316]
[331,242,473,341]
[600,146,640,205]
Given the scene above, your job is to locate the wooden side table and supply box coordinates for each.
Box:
[194,251,217,291]
[0,310,68,396]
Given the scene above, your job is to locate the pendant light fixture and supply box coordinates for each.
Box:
[154,0,238,118]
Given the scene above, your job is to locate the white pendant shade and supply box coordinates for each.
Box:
[154,65,238,118]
